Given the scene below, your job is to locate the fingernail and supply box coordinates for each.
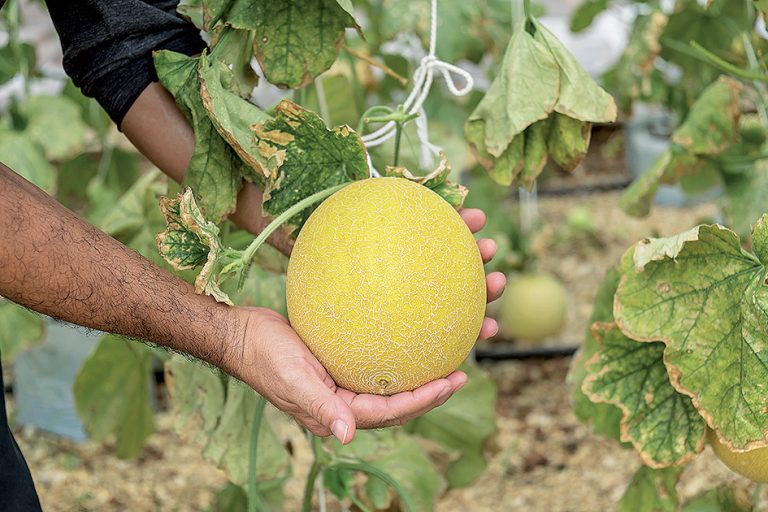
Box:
[331,419,349,444]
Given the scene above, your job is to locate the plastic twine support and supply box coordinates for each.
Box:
[361,0,474,175]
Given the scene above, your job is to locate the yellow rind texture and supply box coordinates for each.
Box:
[286,177,486,395]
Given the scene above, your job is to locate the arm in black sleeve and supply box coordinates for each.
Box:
[44,0,206,127]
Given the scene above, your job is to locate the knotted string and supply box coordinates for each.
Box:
[362,0,475,176]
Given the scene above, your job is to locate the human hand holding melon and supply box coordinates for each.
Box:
[230,181,504,445]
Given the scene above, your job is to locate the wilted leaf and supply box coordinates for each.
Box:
[226,0,357,88]
[615,221,768,449]
[0,299,44,362]
[617,465,682,512]
[198,52,271,181]
[156,188,232,304]
[583,323,706,467]
[17,95,87,161]
[382,152,468,209]
[154,50,242,222]
[405,362,496,488]
[209,28,259,98]
[74,335,155,458]
[532,19,617,123]
[548,114,591,171]
[518,119,550,190]
[466,21,558,160]
[252,100,369,232]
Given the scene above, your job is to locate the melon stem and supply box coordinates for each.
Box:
[235,182,351,289]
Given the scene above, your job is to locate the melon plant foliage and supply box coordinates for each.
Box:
[569,0,768,509]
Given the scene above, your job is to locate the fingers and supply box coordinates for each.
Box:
[459,208,486,233]
[478,316,499,340]
[477,238,496,263]
[486,271,506,303]
[344,371,468,429]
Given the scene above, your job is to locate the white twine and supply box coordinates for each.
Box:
[362,0,474,176]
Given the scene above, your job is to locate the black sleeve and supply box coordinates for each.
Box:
[44,0,207,127]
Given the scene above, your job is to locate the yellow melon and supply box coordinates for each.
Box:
[286,177,486,395]
[708,428,768,483]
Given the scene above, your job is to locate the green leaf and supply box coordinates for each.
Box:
[209,28,259,98]
[466,21,559,159]
[0,131,56,194]
[583,323,706,467]
[382,152,468,209]
[532,19,617,123]
[619,149,672,218]
[156,188,232,304]
[682,484,753,512]
[252,100,369,232]
[0,299,44,362]
[617,465,682,512]
[602,11,668,115]
[17,95,88,161]
[615,222,768,449]
[198,52,271,182]
[166,356,291,487]
[723,161,768,240]
[670,76,742,156]
[405,362,496,488]
[755,0,768,15]
[569,0,609,33]
[73,335,155,458]
[83,149,142,227]
[226,264,287,315]
[0,43,36,86]
[336,429,446,511]
[98,170,164,238]
[226,0,357,88]
[154,50,242,222]
[567,268,626,443]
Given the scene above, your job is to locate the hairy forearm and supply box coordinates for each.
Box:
[0,164,244,371]
[120,82,293,255]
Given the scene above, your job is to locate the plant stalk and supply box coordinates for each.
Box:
[228,181,350,288]
[393,122,403,167]
[247,395,269,512]
[301,435,327,512]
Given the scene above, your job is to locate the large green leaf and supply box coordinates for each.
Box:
[226,0,357,88]
[614,221,768,450]
[617,465,682,512]
[252,100,369,232]
[335,429,445,511]
[98,169,164,238]
[17,95,87,161]
[165,356,291,486]
[583,323,706,467]
[154,50,243,222]
[208,28,259,99]
[0,299,44,362]
[73,335,155,458]
[569,0,609,33]
[405,362,496,488]
[0,131,56,194]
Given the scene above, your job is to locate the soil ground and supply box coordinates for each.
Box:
[7,180,766,512]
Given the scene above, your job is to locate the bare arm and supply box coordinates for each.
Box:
[0,163,245,374]
[119,82,294,255]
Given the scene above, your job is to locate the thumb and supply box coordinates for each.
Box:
[313,390,357,445]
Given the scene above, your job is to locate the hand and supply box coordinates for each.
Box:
[459,207,507,340]
[231,307,468,444]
